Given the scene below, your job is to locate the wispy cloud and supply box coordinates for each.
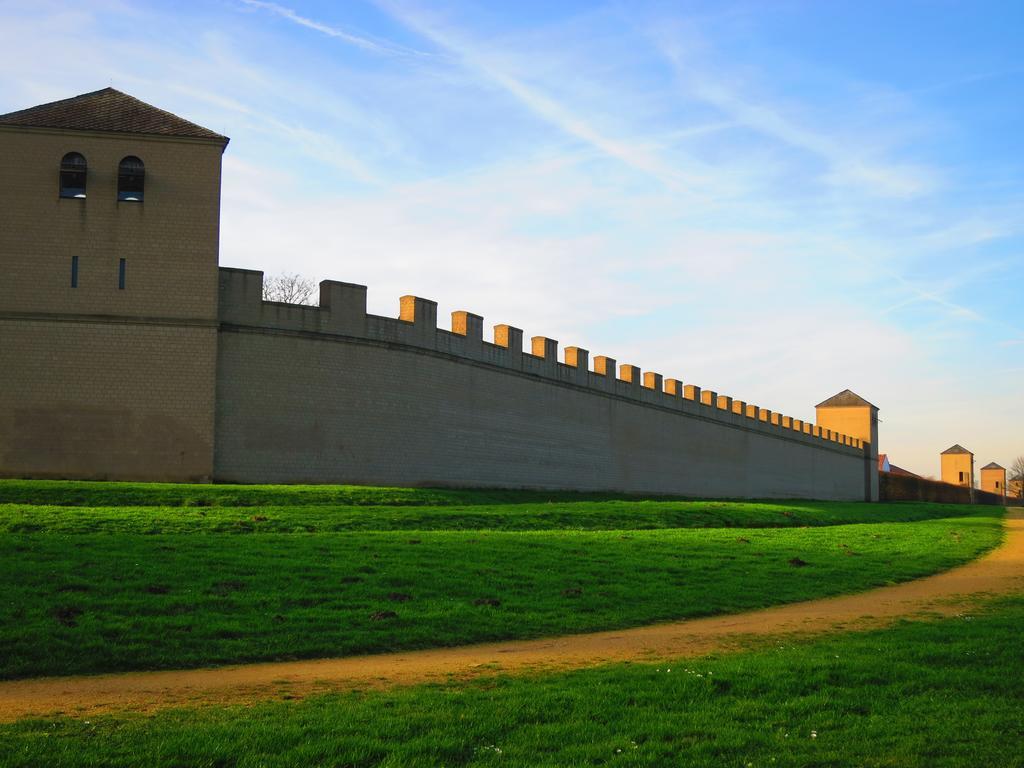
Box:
[655,38,938,199]
[374,1,711,194]
[879,273,983,321]
[912,66,1024,95]
[238,0,430,58]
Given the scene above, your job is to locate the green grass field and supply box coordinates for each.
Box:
[0,479,990,522]
[0,481,1003,680]
[3,595,1022,767]
[0,481,1016,767]
[0,498,991,533]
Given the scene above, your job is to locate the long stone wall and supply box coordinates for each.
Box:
[879,472,1006,506]
[214,268,871,499]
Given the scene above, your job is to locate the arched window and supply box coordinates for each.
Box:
[117,156,145,202]
[59,152,87,198]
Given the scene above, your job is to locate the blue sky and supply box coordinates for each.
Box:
[2,0,1022,476]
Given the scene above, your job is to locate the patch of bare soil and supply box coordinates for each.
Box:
[52,606,83,628]
[1,509,1021,723]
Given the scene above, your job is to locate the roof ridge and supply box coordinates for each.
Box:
[0,88,228,143]
[815,389,877,409]
[0,87,111,119]
[941,444,972,455]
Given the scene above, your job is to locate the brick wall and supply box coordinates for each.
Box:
[213,269,872,499]
[0,127,223,320]
[0,125,223,480]
[879,472,1005,506]
[0,318,216,480]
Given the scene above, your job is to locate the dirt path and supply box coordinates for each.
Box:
[2,508,1022,722]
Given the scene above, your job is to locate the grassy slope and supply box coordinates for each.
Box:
[0,499,990,533]
[0,480,680,507]
[0,479,991,519]
[1,513,1001,679]
[0,481,1005,679]
[3,596,1022,767]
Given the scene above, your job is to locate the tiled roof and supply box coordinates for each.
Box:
[815,389,877,409]
[0,88,228,143]
[980,462,1004,470]
[941,444,972,455]
[888,463,920,478]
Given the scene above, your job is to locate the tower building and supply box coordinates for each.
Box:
[0,88,229,480]
[940,445,974,488]
[979,462,1006,497]
[815,389,880,502]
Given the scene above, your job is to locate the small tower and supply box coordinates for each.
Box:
[980,462,1006,497]
[815,389,879,502]
[0,88,229,481]
[940,445,974,488]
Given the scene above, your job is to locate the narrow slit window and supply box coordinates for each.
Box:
[71,256,79,288]
[60,152,87,198]
[117,156,145,202]
[118,258,126,290]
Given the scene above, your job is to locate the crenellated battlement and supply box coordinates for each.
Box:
[218,267,866,456]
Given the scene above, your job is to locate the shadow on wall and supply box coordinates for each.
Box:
[880,472,1005,506]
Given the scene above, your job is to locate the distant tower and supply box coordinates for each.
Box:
[979,462,1006,497]
[940,445,974,487]
[815,389,879,502]
[0,88,229,480]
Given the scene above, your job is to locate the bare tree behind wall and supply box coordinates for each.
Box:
[1012,455,1024,498]
[263,273,317,305]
